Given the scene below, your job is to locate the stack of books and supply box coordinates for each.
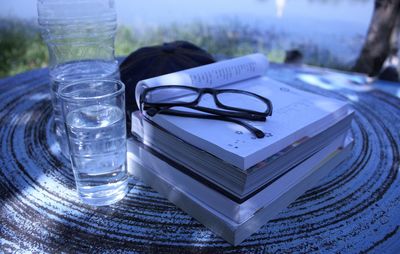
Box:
[127,54,354,245]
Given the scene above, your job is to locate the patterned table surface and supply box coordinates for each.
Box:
[1,65,399,253]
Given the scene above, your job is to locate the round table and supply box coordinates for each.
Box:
[1,66,399,253]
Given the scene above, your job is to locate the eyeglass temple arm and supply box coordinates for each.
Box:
[159,109,265,139]
[186,105,267,121]
[143,104,266,121]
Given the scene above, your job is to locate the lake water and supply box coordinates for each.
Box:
[1,0,373,66]
[0,0,373,34]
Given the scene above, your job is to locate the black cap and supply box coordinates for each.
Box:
[119,41,215,125]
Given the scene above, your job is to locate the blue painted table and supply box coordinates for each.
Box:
[1,65,399,253]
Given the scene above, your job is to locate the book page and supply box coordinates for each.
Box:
[146,76,351,169]
[135,53,269,108]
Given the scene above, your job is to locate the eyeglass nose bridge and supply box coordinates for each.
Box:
[196,88,218,102]
[199,88,215,95]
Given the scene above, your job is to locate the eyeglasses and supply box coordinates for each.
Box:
[139,85,273,138]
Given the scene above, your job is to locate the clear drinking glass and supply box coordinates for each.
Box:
[59,79,128,206]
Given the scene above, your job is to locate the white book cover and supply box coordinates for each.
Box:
[135,54,350,169]
[128,132,348,224]
[127,136,353,245]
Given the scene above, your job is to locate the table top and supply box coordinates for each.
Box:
[1,65,399,253]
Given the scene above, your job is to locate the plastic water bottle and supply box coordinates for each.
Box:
[37,0,119,157]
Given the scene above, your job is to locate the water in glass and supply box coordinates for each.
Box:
[65,104,128,206]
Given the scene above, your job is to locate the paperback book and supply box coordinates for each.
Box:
[127,136,353,245]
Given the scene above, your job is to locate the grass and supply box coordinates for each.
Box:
[0,18,48,77]
[0,17,359,78]
[114,21,287,61]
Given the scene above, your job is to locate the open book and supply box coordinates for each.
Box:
[135,54,350,170]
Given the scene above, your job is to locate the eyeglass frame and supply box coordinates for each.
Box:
[139,85,273,119]
[138,85,273,139]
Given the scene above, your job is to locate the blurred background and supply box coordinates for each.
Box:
[0,0,386,78]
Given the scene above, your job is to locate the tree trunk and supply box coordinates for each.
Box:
[389,11,400,56]
[353,0,400,76]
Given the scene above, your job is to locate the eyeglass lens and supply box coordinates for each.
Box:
[216,91,269,112]
[145,87,269,113]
